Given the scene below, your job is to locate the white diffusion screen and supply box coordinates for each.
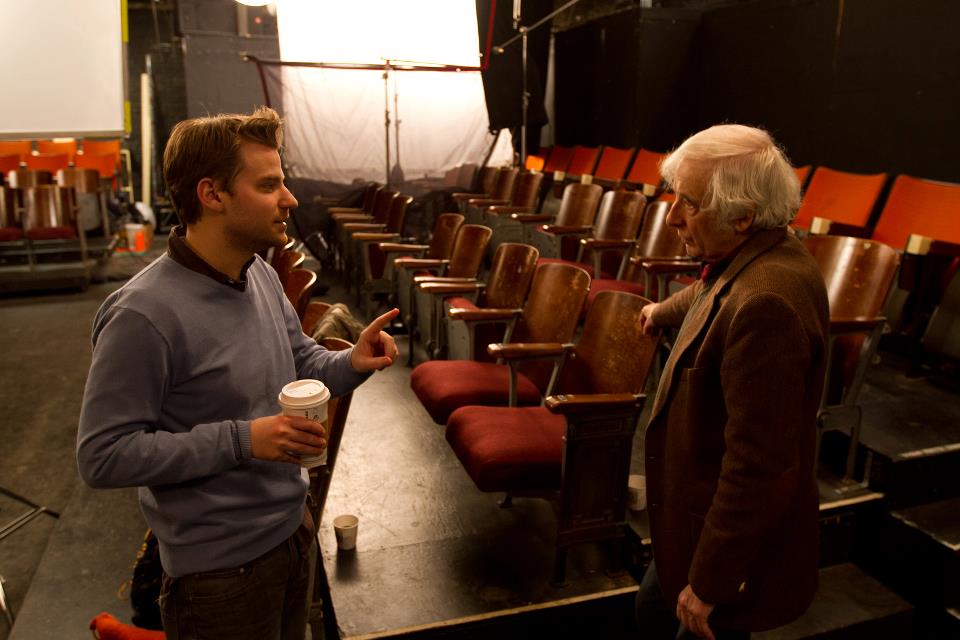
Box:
[275,0,509,184]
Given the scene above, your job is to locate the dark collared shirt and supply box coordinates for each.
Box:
[166,226,254,292]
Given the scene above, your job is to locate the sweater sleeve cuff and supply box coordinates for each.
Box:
[233,420,253,461]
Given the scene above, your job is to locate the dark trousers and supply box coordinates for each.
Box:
[635,559,750,640]
[159,533,311,640]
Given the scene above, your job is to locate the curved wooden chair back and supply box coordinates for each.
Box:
[490,167,519,202]
[511,171,543,209]
[1,186,21,229]
[284,267,317,320]
[482,242,540,309]
[793,167,887,230]
[447,224,493,278]
[593,146,635,183]
[0,154,20,175]
[804,234,900,398]
[9,169,53,189]
[274,249,306,287]
[427,213,465,259]
[308,336,355,520]
[555,182,603,227]
[474,166,498,194]
[620,201,685,282]
[359,182,381,213]
[557,291,659,395]
[368,189,399,225]
[626,148,666,186]
[513,262,592,391]
[384,193,412,234]
[0,140,33,162]
[22,185,76,230]
[593,189,646,240]
[873,175,960,249]
[56,167,100,193]
[270,237,296,269]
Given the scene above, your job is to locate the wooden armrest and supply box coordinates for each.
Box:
[808,217,872,238]
[378,242,429,253]
[487,205,534,216]
[394,257,449,269]
[545,392,644,415]
[638,260,699,274]
[487,342,570,361]
[581,238,635,249]
[343,222,385,232]
[417,282,485,295]
[328,206,364,214]
[830,316,886,333]
[331,213,372,222]
[414,275,478,285]
[352,232,399,242]
[452,191,488,202]
[468,197,510,207]
[512,213,552,224]
[448,307,520,322]
[540,224,593,236]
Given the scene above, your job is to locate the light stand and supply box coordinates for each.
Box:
[494,0,582,166]
[383,61,392,187]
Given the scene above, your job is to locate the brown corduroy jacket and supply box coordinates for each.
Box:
[645,227,829,632]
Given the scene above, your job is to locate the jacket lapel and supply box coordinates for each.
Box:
[648,228,788,425]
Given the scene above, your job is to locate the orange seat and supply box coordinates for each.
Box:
[0,154,20,175]
[37,140,78,164]
[82,138,122,158]
[565,145,600,178]
[795,165,812,187]
[0,140,33,163]
[542,145,574,173]
[75,152,119,190]
[25,153,70,174]
[592,146,635,183]
[524,154,545,171]
[625,148,666,186]
[793,166,887,230]
[873,175,960,249]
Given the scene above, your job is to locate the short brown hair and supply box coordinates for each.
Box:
[162,106,284,225]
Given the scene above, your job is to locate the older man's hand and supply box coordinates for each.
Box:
[639,302,661,335]
[677,584,717,640]
[351,308,401,372]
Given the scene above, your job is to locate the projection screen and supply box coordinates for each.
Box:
[0,0,125,139]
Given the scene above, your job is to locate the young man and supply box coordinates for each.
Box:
[77,107,399,640]
[637,124,829,639]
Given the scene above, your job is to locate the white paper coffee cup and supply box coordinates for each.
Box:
[628,474,647,511]
[278,379,331,468]
[333,514,359,551]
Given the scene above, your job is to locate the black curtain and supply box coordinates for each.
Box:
[476,0,553,155]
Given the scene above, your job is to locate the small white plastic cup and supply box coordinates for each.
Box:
[628,474,647,511]
[333,514,359,551]
[278,379,331,468]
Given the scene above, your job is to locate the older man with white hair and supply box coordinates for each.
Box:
[636,124,829,640]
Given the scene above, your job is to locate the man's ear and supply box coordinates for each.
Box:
[196,178,224,212]
[733,211,755,233]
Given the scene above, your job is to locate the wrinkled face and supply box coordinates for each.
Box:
[665,161,747,262]
[218,141,298,254]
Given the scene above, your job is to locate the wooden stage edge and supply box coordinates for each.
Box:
[345,586,639,640]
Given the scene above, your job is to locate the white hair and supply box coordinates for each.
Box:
[660,124,801,229]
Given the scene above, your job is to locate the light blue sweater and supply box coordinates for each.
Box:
[77,254,367,577]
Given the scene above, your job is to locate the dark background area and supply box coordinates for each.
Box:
[552,0,960,182]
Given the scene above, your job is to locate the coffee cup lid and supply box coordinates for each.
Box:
[279,379,330,407]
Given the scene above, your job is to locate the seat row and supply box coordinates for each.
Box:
[0,139,125,193]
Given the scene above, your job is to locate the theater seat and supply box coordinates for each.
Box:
[445,290,660,584]
[411,262,591,424]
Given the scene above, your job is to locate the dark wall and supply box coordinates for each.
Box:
[555,7,700,151]
[554,0,960,181]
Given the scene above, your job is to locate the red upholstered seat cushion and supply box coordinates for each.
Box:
[446,405,565,492]
[0,227,23,241]
[89,612,165,639]
[445,296,478,311]
[26,226,77,240]
[411,360,543,424]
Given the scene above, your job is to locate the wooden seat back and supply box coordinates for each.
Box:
[554,182,603,227]
[270,237,296,269]
[426,213,465,260]
[580,189,646,274]
[481,242,539,309]
[446,224,493,278]
[368,189,399,225]
[490,167,519,202]
[274,249,306,288]
[284,267,317,320]
[512,262,591,391]
[1,185,21,229]
[56,168,100,194]
[473,166,498,194]
[620,201,685,282]
[510,171,543,209]
[8,169,53,189]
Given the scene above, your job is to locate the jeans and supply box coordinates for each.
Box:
[635,559,749,640]
[159,530,312,640]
